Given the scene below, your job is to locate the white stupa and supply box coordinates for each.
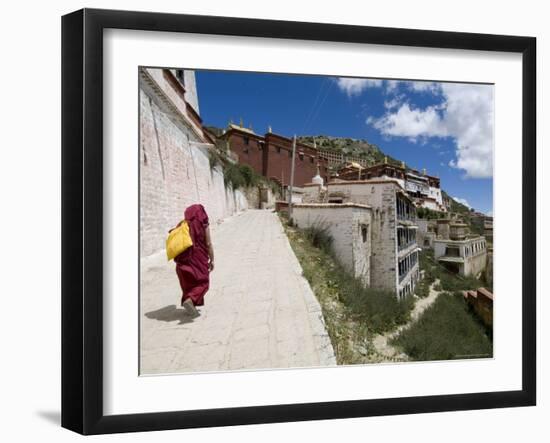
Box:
[312,163,324,187]
[312,139,324,187]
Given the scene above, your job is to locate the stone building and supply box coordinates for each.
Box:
[428,214,488,277]
[139,68,251,257]
[292,203,373,286]
[433,228,487,277]
[218,124,330,187]
[484,216,493,242]
[415,218,437,248]
[298,178,420,299]
[337,160,446,212]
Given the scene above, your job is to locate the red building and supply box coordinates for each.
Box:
[220,124,329,187]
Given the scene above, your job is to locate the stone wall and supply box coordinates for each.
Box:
[301,184,323,203]
[350,208,373,286]
[183,70,200,114]
[292,204,372,285]
[326,182,400,293]
[140,72,252,258]
[464,249,487,277]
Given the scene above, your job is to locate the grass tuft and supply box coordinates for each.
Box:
[302,224,333,254]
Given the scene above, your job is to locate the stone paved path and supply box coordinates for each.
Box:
[140,209,336,374]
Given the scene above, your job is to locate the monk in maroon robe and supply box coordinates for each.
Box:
[173,204,214,316]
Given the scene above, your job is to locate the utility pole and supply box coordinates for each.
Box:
[288,135,297,219]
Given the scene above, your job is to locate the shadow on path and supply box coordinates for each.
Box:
[145,304,197,325]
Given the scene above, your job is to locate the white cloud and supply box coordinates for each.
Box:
[371,103,448,138]
[336,78,383,97]
[453,196,471,208]
[408,81,440,93]
[333,78,494,178]
[386,80,400,92]
[384,94,405,110]
[367,83,494,178]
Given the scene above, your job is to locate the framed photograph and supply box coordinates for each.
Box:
[62,8,536,435]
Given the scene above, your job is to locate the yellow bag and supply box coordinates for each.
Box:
[166,221,193,261]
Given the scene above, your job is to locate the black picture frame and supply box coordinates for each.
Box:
[61,8,536,435]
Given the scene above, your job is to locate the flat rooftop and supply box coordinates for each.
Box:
[293,203,372,210]
[437,256,465,264]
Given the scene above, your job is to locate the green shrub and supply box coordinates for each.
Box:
[415,280,431,298]
[223,163,245,189]
[420,250,483,293]
[438,272,482,292]
[223,163,262,189]
[239,164,259,187]
[338,277,415,334]
[208,149,223,171]
[303,224,333,254]
[391,292,492,361]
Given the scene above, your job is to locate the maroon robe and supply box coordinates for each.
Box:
[174,204,210,306]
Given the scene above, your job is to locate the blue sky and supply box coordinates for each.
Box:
[195,70,494,215]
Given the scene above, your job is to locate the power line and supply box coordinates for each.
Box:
[303,79,334,135]
[300,78,328,135]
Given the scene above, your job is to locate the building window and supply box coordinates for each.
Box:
[299,153,304,161]
[310,157,314,163]
[445,246,460,257]
[398,250,418,282]
[361,224,369,243]
[175,69,185,87]
[397,196,415,221]
[288,150,293,158]
[276,146,281,153]
[243,136,249,145]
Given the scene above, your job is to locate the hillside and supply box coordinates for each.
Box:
[297,135,401,166]
[441,190,471,214]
